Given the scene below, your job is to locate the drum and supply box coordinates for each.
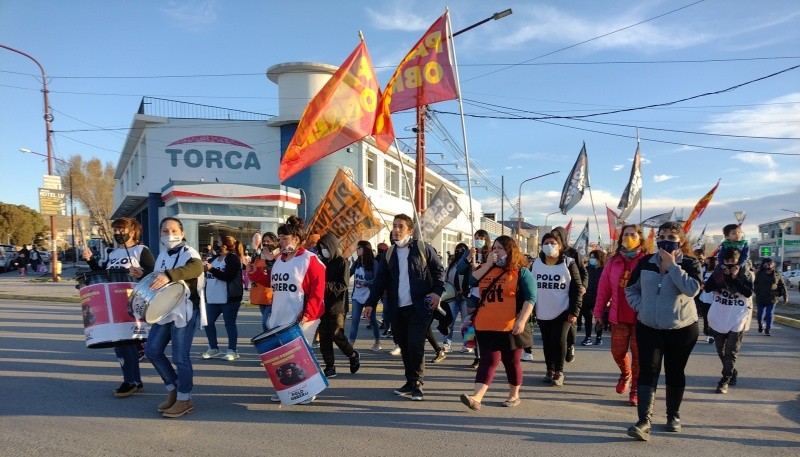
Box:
[128,272,187,324]
[251,323,328,405]
[80,280,146,349]
[76,269,132,289]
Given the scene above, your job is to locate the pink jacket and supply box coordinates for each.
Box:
[594,251,646,325]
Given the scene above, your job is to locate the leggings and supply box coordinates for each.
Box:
[475,344,523,386]
[610,323,639,388]
[636,321,698,390]
[538,310,571,372]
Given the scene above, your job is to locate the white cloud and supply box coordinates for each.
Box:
[705,93,800,143]
[653,174,677,182]
[612,164,624,171]
[365,6,430,32]
[732,152,777,169]
[161,0,219,31]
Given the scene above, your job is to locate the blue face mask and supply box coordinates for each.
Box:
[588,258,597,266]
[657,240,681,254]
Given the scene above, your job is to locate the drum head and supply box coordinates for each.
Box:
[143,283,186,324]
[251,323,297,344]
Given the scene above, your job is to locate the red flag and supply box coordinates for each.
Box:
[373,12,458,150]
[683,180,720,233]
[565,218,573,242]
[280,40,382,181]
[606,205,620,241]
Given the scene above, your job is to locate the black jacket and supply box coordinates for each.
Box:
[318,233,349,315]
[753,269,786,304]
[208,252,243,301]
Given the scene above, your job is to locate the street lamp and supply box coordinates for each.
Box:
[517,171,559,244]
[781,209,800,217]
[779,221,790,272]
[734,211,746,226]
[3,44,57,281]
[543,210,560,232]
[20,148,75,269]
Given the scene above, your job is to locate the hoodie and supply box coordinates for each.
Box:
[317,233,349,315]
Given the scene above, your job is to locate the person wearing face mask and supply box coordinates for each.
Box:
[594,224,649,406]
[704,248,754,394]
[349,240,381,350]
[247,232,279,332]
[201,235,245,361]
[443,243,470,353]
[83,217,154,398]
[316,233,360,378]
[144,217,205,418]
[550,227,588,364]
[530,233,583,387]
[457,229,492,366]
[580,249,606,347]
[752,257,788,336]
[625,221,702,441]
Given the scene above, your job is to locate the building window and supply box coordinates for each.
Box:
[401,170,413,201]
[384,161,398,196]
[366,153,377,189]
[425,185,434,207]
[442,232,457,261]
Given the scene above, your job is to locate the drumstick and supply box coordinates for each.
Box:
[77,220,86,250]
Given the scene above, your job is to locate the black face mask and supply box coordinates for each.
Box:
[114,233,130,245]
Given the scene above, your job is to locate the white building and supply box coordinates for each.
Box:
[112,62,480,258]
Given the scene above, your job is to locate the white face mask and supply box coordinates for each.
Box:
[321,248,330,259]
[394,235,411,248]
[542,244,558,257]
[474,239,485,249]
[161,235,183,250]
[496,255,507,267]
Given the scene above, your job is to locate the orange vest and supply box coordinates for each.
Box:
[249,257,273,306]
[475,268,519,332]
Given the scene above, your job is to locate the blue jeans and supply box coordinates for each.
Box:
[204,300,242,351]
[756,303,776,331]
[258,305,272,333]
[446,297,468,342]
[349,298,379,342]
[145,312,199,396]
[115,343,141,385]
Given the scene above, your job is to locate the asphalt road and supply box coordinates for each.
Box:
[0,295,798,456]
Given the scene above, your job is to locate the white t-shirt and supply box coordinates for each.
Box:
[531,257,572,320]
[707,288,752,333]
[396,246,412,308]
[205,255,229,305]
[352,265,370,303]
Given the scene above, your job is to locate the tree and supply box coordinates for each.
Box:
[61,156,116,245]
[0,203,48,246]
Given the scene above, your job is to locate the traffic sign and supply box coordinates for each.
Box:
[42,175,62,190]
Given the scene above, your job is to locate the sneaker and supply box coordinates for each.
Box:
[370,342,382,352]
[299,396,316,405]
[394,382,414,396]
[383,329,393,337]
[162,399,194,418]
[442,343,452,353]
[431,350,446,364]
[201,347,223,359]
[565,345,575,363]
[349,350,361,374]
[594,337,603,346]
[222,349,240,361]
[113,382,143,398]
[311,340,320,348]
[551,371,565,387]
[542,370,554,384]
[758,323,763,333]
[716,381,729,394]
[580,337,593,346]
[460,346,474,354]
[138,350,146,362]
[666,414,681,433]
[157,390,177,412]
[707,336,715,344]
[379,320,386,330]
[469,359,480,370]
[521,352,534,362]
[411,385,424,401]
[616,374,631,394]
[390,346,402,356]
[323,366,337,378]
[765,330,771,336]
[270,394,281,402]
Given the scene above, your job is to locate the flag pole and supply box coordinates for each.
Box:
[447,9,476,236]
[586,177,603,245]
[637,127,643,225]
[394,139,426,243]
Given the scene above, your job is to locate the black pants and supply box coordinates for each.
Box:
[538,310,572,372]
[319,313,355,369]
[712,329,744,382]
[636,321,699,390]
[394,306,432,386]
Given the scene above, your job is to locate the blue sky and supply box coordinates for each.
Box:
[1,0,798,243]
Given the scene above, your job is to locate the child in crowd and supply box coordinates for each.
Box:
[717,224,749,269]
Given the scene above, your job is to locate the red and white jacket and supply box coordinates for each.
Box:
[594,251,645,325]
[266,247,325,329]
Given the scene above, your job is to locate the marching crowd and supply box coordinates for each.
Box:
[82,213,789,442]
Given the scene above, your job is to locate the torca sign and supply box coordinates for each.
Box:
[165,135,261,170]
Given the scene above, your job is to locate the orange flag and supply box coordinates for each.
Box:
[280,40,383,181]
[683,179,720,234]
[373,12,458,151]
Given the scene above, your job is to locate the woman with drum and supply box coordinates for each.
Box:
[201,235,245,361]
[83,217,154,398]
[247,232,279,332]
[143,217,205,418]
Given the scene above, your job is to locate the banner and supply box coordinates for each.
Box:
[606,205,621,241]
[280,41,384,181]
[683,180,721,234]
[617,144,642,221]
[559,143,588,215]
[373,12,458,151]
[573,219,590,257]
[306,169,383,258]
[419,185,463,239]
[642,208,675,228]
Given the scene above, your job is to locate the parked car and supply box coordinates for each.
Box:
[37,250,51,263]
[0,245,18,272]
[784,270,800,289]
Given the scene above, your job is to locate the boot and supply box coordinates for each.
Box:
[665,385,684,432]
[627,385,655,441]
[157,389,177,413]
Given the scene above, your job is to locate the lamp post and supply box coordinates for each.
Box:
[780,209,800,217]
[779,221,790,272]
[734,211,746,226]
[413,9,513,215]
[543,210,560,233]
[517,171,559,243]
[3,44,57,281]
[20,149,75,267]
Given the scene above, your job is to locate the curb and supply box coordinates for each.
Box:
[774,314,800,329]
[0,293,80,304]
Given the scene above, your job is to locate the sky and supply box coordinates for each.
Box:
[1,0,799,244]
